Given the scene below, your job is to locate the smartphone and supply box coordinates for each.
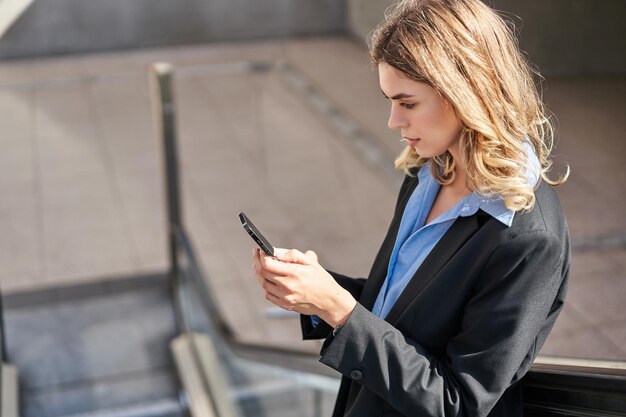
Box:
[238,211,275,257]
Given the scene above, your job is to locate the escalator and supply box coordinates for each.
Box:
[0,61,625,417]
[1,273,183,417]
[0,264,337,417]
[0,62,340,417]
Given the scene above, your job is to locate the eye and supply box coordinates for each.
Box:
[400,102,416,109]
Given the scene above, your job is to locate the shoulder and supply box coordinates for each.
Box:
[508,180,568,241]
[479,180,569,270]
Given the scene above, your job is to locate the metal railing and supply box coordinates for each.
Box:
[0,288,6,364]
[148,61,626,417]
[523,357,626,416]
[148,62,339,417]
[0,287,4,417]
[1,287,18,417]
[150,62,243,417]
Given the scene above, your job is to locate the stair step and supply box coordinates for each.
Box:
[232,379,301,401]
[2,273,181,417]
[1,363,19,417]
[59,399,183,417]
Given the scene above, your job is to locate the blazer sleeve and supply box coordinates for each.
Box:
[318,230,567,417]
[301,270,367,340]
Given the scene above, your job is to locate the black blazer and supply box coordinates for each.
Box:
[301,173,570,417]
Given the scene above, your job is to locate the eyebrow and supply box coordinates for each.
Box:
[381,89,415,100]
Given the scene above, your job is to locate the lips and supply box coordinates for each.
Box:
[403,137,421,147]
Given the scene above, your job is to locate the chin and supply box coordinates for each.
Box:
[413,145,448,159]
[412,147,436,158]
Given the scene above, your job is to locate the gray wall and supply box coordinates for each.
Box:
[347,0,394,43]
[347,0,626,76]
[3,0,625,75]
[0,0,347,58]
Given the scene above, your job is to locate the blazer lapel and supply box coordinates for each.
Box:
[384,214,481,324]
[359,175,420,311]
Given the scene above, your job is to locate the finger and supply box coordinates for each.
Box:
[255,249,286,277]
[256,268,286,285]
[254,251,285,286]
[253,250,265,278]
[253,249,262,283]
[304,250,318,263]
[273,247,289,258]
[260,277,281,293]
[253,247,263,269]
[275,248,311,265]
[253,267,266,286]
[265,290,292,311]
[256,255,290,281]
[260,253,299,275]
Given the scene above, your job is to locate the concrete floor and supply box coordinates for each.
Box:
[0,36,624,361]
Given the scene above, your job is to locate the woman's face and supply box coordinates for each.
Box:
[378,62,462,158]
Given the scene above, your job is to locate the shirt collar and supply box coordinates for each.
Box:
[463,192,514,226]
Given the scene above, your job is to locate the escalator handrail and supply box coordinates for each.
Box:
[0,287,6,363]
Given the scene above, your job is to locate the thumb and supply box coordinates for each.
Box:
[276,249,311,265]
[304,250,319,263]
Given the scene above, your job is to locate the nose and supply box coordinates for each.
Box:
[387,103,408,130]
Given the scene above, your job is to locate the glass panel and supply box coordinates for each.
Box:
[537,77,626,361]
[175,230,340,417]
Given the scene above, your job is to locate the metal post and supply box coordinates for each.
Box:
[148,62,187,333]
[1,287,6,417]
[313,388,322,417]
[0,288,7,363]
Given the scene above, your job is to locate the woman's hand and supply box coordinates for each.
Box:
[252,247,356,328]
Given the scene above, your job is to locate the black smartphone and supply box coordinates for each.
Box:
[238,211,275,257]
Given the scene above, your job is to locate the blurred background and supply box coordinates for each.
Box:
[0,0,625,416]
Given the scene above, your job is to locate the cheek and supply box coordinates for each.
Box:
[411,105,450,131]
[418,101,459,135]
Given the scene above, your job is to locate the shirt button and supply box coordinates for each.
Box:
[350,370,363,380]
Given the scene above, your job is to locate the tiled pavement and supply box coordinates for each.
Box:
[0,36,625,360]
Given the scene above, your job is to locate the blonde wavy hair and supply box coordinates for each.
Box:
[369,0,568,212]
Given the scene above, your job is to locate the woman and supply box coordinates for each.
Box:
[252,0,570,416]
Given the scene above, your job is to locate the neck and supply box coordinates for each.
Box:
[448,144,470,193]
[451,169,470,195]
